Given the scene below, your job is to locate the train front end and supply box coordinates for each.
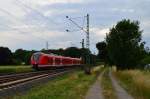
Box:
[31,52,43,69]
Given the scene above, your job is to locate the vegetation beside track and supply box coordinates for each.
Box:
[101,68,117,99]
[114,70,150,99]
[0,66,33,74]
[13,66,103,99]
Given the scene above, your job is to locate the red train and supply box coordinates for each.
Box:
[31,52,82,69]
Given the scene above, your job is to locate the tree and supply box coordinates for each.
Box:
[141,56,150,66]
[24,50,35,65]
[0,47,12,65]
[106,19,145,70]
[96,41,107,61]
[13,49,35,65]
[13,49,25,64]
[64,47,81,58]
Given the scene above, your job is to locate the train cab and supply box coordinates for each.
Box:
[31,52,43,68]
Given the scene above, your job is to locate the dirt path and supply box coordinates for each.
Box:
[85,71,104,99]
[109,70,134,99]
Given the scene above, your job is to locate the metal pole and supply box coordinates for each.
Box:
[46,41,48,50]
[82,39,84,48]
[86,14,90,49]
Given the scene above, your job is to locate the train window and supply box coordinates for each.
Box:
[33,52,41,62]
[55,58,61,64]
[49,58,53,64]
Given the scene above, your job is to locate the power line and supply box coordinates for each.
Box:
[66,14,90,49]
[66,16,87,33]
[0,7,57,50]
[16,0,64,28]
[0,8,48,41]
[15,0,67,50]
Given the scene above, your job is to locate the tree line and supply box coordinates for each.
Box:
[0,47,95,65]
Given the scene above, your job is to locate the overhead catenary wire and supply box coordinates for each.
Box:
[15,0,68,49]
[0,8,48,41]
[66,14,90,49]
[16,0,65,29]
[0,1,96,50]
[66,16,87,33]
[0,9,51,51]
[0,6,99,49]
[0,9,74,49]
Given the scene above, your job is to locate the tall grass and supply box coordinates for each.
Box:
[114,70,150,99]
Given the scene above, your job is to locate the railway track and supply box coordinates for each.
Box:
[0,68,71,90]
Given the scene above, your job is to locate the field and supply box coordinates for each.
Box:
[0,66,34,74]
[13,67,103,99]
[114,69,150,99]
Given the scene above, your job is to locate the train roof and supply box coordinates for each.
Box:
[33,52,44,55]
[33,52,81,60]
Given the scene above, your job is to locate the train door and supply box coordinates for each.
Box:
[48,56,53,65]
[55,57,61,65]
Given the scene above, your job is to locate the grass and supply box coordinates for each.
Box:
[101,68,117,99]
[114,70,150,99]
[13,66,103,99]
[0,66,33,73]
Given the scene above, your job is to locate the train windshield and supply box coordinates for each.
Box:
[32,52,41,62]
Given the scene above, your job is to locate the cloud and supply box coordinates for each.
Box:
[0,0,26,17]
[141,20,150,29]
[92,28,109,37]
[44,9,78,16]
[89,27,109,53]
[112,8,135,13]
[20,0,85,7]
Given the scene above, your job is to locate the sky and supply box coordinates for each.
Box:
[0,0,150,53]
